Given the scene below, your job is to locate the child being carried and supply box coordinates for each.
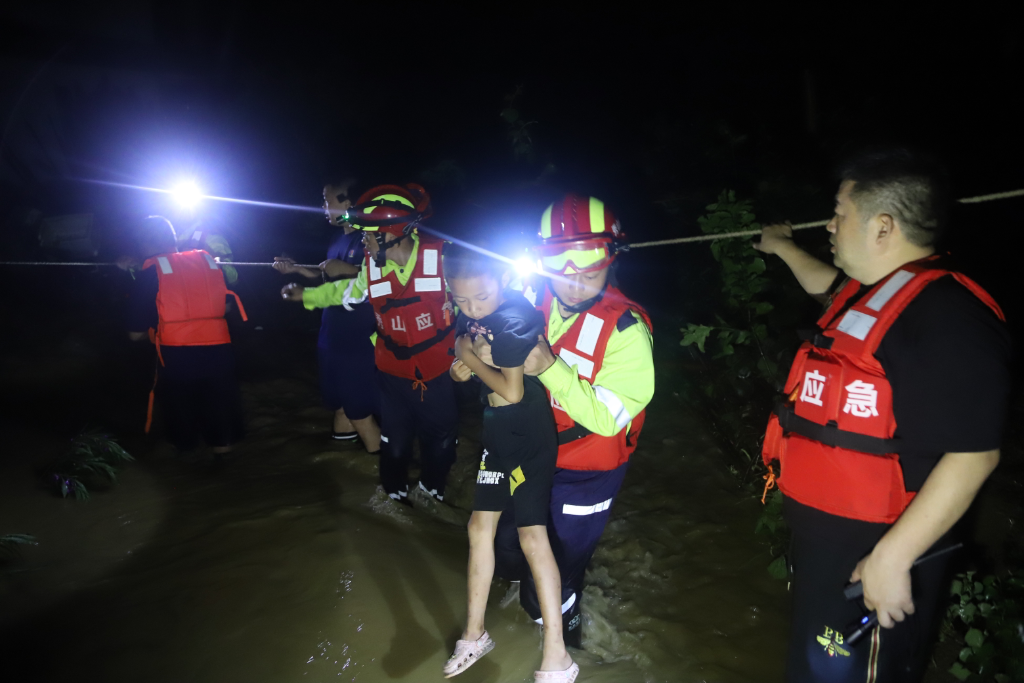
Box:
[443,245,578,682]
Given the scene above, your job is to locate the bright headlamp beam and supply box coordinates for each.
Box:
[172,181,202,207]
[513,257,538,276]
[79,178,325,215]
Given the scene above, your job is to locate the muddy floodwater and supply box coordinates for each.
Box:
[1,321,791,682]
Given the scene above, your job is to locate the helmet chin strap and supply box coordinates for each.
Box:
[372,230,413,268]
[549,279,608,315]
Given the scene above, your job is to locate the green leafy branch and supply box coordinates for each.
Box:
[678,190,794,579]
[501,85,538,161]
[944,570,1024,682]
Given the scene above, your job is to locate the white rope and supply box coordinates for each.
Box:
[0,260,321,268]
[1,188,1022,266]
[627,188,1024,249]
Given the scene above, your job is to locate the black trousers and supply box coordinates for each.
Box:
[377,371,458,497]
[785,498,956,683]
[493,463,630,649]
[157,344,244,450]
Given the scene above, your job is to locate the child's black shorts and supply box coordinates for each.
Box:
[474,392,558,528]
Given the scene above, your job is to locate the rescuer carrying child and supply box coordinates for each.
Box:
[485,194,655,650]
[443,244,576,682]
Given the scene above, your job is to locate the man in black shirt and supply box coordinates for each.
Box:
[755,149,1010,682]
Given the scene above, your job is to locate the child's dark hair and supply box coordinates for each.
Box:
[444,243,506,281]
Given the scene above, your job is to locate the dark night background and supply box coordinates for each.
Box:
[1,4,1024,681]
[2,3,1022,306]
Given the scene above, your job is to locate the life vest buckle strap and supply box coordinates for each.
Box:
[557,424,593,446]
[380,295,422,314]
[773,402,899,456]
[797,328,834,350]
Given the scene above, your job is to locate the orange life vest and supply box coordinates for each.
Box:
[140,249,247,433]
[539,285,652,471]
[142,250,246,352]
[366,235,455,382]
[762,258,1003,523]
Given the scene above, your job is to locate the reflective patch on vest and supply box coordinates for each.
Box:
[369,259,382,282]
[594,385,631,430]
[562,497,612,516]
[369,281,392,298]
[414,277,442,292]
[422,249,438,276]
[559,348,595,379]
[865,270,915,311]
[836,309,877,341]
[157,256,173,274]
[576,313,604,356]
[202,253,219,269]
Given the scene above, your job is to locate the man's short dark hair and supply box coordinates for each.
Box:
[838,148,948,247]
[444,243,506,281]
[323,176,356,202]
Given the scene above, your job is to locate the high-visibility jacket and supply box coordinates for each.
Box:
[142,250,246,351]
[365,235,454,381]
[539,286,652,471]
[762,258,1003,523]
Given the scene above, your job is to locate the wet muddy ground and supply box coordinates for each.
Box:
[1,292,1019,682]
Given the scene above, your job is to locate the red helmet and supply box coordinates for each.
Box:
[347,183,432,235]
[535,194,625,274]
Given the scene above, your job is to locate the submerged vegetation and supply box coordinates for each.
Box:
[43,431,134,500]
[0,534,37,561]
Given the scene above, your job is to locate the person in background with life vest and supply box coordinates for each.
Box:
[282,184,458,505]
[487,194,655,649]
[120,216,246,457]
[176,217,238,286]
[754,149,1010,683]
[276,179,381,451]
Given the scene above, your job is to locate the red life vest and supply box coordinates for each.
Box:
[539,285,652,471]
[141,250,247,352]
[761,258,1004,524]
[366,235,455,381]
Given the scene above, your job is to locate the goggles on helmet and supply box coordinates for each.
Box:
[534,238,615,275]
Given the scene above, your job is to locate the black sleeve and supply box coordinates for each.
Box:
[878,277,1011,481]
[489,304,545,369]
[455,312,471,337]
[126,268,159,333]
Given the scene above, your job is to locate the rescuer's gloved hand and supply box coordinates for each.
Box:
[280,282,305,302]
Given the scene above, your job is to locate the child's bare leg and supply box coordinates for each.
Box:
[333,408,354,433]
[465,510,501,640]
[518,525,573,671]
